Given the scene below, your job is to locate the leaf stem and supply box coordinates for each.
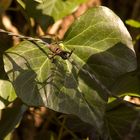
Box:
[57,117,66,140]
[53,116,79,140]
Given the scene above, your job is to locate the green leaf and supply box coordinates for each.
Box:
[16,0,25,9]
[0,80,17,109]
[4,133,12,140]
[126,19,140,28]
[136,34,140,40]
[3,41,106,133]
[106,102,140,140]
[3,6,137,134]
[25,0,87,21]
[0,31,13,80]
[110,72,140,98]
[63,6,137,88]
[34,0,42,3]
[24,0,54,30]
[0,103,27,139]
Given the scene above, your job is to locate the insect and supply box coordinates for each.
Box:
[45,42,73,60]
[39,36,73,60]
[0,29,73,60]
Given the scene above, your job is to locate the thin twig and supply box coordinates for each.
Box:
[0,28,48,45]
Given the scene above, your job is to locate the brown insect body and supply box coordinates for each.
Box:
[47,43,73,60]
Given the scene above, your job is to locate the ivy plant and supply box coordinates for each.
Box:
[0,2,140,140]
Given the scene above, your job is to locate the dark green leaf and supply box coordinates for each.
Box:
[3,6,137,134]
[0,80,17,109]
[0,102,27,139]
[24,0,54,30]
[37,0,87,21]
[0,32,12,80]
[110,72,140,98]
[3,41,106,133]
[23,0,87,30]
[106,102,140,140]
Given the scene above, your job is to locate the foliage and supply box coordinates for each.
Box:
[125,19,140,28]
[0,0,140,140]
[17,0,87,30]
[0,103,27,139]
[125,19,140,43]
[0,80,16,109]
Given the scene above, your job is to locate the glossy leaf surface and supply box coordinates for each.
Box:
[3,6,137,133]
[63,6,137,88]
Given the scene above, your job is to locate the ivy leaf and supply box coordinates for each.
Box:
[3,6,137,134]
[3,41,106,133]
[106,102,140,140]
[4,133,12,140]
[24,0,54,30]
[0,80,17,109]
[0,103,27,139]
[126,19,140,28]
[63,6,137,88]
[24,0,87,30]
[37,0,87,21]
[110,72,140,98]
[16,0,25,9]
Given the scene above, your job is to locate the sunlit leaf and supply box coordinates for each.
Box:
[39,0,87,20]
[4,133,12,140]
[3,6,137,134]
[16,0,25,9]
[25,0,87,21]
[63,6,137,88]
[126,19,140,28]
[0,80,17,109]
[34,0,42,3]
